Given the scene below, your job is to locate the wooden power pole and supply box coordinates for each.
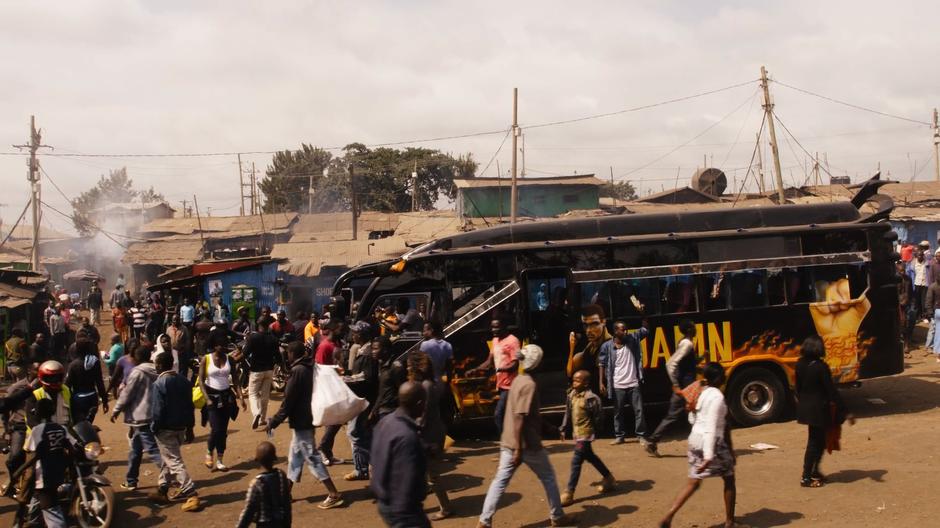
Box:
[760,66,786,204]
[933,108,939,182]
[13,116,50,272]
[349,164,358,240]
[237,154,246,216]
[510,88,519,223]
[250,162,258,215]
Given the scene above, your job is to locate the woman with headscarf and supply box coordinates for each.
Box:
[795,335,854,488]
[153,333,180,374]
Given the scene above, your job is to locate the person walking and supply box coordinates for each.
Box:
[369,336,406,425]
[896,261,915,355]
[344,330,378,482]
[48,307,67,361]
[149,351,199,507]
[197,329,246,472]
[408,352,453,520]
[648,319,701,455]
[166,315,192,379]
[468,317,520,436]
[18,398,78,528]
[266,341,344,510]
[478,345,577,528]
[64,338,109,423]
[104,333,124,376]
[1,363,37,497]
[908,245,931,318]
[130,301,147,340]
[659,362,737,528]
[236,441,292,528]
[796,335,854,488]
[599,319,653,451]
[371,381,431,527]
[153,333,181,373]
[87,283,104,326]
[110,344,164,492]
[559,369,615,506]
[925,273,940,360]
[179,298,195,328]
[314,322,344,465]
[244,316,283,430]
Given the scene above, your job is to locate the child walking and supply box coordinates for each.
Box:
[236,441,292,528]
[558,370,615,506]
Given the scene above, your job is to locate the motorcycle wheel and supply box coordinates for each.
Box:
[73,485,115,528]
[272,367,286,392]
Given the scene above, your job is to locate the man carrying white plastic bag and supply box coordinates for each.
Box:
[266,342,348,509]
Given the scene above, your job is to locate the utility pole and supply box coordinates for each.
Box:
[760,66,786,204]
[250,162,258,215]
[756,132,766,193]
[237,154,246,216]
[933,108,939,182]
[13,116,51,272]
[349,164,358,240]
[411,160,418,212]
[813,152,821,187]
[510,88,519,223]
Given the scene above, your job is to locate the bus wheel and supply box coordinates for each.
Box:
[727,367,786,427]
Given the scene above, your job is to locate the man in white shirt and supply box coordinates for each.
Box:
[598,320,651,451]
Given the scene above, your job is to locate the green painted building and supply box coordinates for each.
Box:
[455,174,604,218]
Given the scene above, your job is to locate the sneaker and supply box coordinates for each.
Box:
[323,456,344,466]
[171,487,197,501]
[550,514,579,527]
[216,460,229,472]
[147,488,169,504]
[343,471,369,481]
[560,490,574,507]
[596,475,616,493]
[645,441,661,458]
[252,415,261,430]
[120,481,138,491]
[204,453,214,470]
[610,437,625,446]
[317,495,345,509]
[181,496,202,512]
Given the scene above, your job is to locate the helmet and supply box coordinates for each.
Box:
[37,360,65,391]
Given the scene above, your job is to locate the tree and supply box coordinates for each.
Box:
[599,180,638,202]
[70,167,166,235]
[260,143,477,213]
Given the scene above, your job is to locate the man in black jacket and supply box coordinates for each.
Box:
[371,381,430,528]
[244,316,284,430]
[266,342,344,510]
[149,352,197,504]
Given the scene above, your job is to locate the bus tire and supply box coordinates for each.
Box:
[726,366,786,427]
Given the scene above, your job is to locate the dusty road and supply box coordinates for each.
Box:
[1,334,936,527]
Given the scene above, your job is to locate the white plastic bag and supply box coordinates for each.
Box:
[311,364,368,426]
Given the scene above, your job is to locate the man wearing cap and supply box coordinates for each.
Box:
[478,345,577,528]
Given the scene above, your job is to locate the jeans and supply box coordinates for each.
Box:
[480,447,565,525]
[613,386,647,439]
[346,412,372,476]
[428,453,452,512]
[5,428,25,479]
[90,308,100,326]
[126,426,164,487]
[72,392,100,423]
[206,398,230,456]
[649,392,686,443]
[318,424,341,459]
[155,429,194,494]
[932,310,940,355]
[288,428,330,483]
[248,370,274,422]
[28,490,66,528]
[566,440,611,493]
[378,500,431,528]
[494,388,510,435]
[802,425,827,480]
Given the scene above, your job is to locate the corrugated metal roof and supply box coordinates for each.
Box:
[454,174,603,189]
[292,212,399,234]
[122,240,205,266]
[272,236,407,277]
[394,211,465,245]
[0,224,72,241]
[138,213,297,235]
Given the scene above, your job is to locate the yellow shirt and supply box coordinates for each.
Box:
[304,321,319,342]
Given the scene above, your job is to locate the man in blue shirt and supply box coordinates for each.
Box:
[179,298,195,327]
[419,322,453,381]
[598,319,653,453]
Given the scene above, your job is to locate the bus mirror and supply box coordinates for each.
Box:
[389,260,407,273]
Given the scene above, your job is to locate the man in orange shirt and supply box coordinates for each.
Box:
[469,317,520,435]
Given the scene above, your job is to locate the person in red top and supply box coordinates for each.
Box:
[469,317,520,435]
[900,241,915,263]
[270,310,295,340]
[314,324,338,366]
[313,321,345,466]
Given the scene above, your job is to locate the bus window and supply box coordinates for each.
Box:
[784,268,814,304]
[802,231,868,255]
[728,270,767,308]
[704,273,729,311]
[370,293,429,337]
[612,279,659,318]
[660,275,698,314]
[580,282,612,317]
[767,268,787,306]
[810,264,868,301]
[526,277,568,312]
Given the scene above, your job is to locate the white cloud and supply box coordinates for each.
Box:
[1,0,938,232]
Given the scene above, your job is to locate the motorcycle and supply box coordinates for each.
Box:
[13,420,114,528]
[272,334,294,393]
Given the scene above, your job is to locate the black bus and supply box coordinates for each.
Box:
[332,177,902,426]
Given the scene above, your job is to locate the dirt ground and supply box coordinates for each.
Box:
[2,320,938,527]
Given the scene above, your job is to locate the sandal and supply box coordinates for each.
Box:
[800,477,824,488]
[317,495,345,509]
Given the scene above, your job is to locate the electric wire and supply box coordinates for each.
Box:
[0,198,33,250]
[772,79,932,126]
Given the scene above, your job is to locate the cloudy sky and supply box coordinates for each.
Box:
[1,1,938,235]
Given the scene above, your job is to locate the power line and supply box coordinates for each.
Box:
[771,110,836,181]
[477,129,512,177]
[39,200,131,249]
[0,198,33,250]
[524,79,757,130]
[772,79,932,126]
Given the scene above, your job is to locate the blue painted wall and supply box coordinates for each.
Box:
[202,262,280,311]
[891,221,940,251]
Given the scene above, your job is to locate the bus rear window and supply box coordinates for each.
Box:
[698,236,799,263]
[802,231,867,255]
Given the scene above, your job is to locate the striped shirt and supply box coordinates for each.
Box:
[236,469,292,528]
[131,308,147,329]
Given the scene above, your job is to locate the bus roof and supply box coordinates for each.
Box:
[408,200,863,256]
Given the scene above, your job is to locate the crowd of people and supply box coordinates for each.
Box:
[0,278,863,528]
